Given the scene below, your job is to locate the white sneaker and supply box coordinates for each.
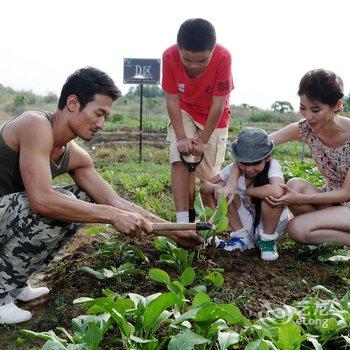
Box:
[224,229,255,252]
[10,285,50,302]
[257,233,279,261]
[224,236,253,251]
[207,235,224,247]
[0,296,32,324]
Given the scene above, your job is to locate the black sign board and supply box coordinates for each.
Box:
[123,58,160,84]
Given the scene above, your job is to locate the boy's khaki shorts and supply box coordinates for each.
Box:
[167,110,228,181]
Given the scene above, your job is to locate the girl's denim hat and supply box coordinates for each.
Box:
[230,127,274,163]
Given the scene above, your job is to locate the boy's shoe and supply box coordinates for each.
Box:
[224,229,255,252]
[0,295,32,324]
[257,233,278,260]
[10,285,50,302]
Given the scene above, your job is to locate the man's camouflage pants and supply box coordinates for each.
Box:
[0,185,91,294]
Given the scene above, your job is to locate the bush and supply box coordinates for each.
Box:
[109,112,123,122]
[14,95,29,107]
[146,97,161,109]
[116,97,128,105]
[44,92,58,104]
[249,111,274,122]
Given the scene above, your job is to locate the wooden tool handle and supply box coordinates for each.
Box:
[152,223,197,232]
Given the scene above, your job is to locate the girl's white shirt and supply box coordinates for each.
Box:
[218,159,288,239]
[218,159,284,201]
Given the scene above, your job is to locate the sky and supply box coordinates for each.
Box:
[1,0,349,110]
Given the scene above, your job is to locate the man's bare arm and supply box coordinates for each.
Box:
[68,143,203,247]
[18,116,152,235]
[69,142,168,223]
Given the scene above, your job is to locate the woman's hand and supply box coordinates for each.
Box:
[266,184,301,207]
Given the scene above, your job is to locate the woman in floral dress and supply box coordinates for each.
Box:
[268,69,350,246]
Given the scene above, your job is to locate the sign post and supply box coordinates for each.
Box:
[123,58,161,162]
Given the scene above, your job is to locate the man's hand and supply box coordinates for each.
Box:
[111,211,153,237]
[164,230,203,248]
[192,138,206,157]
[177,138,194,156]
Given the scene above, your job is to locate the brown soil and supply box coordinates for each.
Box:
[87,130,166,144]
[82,129,167,151]
[89,140,167,150]
[1,228,346,350]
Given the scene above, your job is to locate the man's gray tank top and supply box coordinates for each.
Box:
[0,111,71,196]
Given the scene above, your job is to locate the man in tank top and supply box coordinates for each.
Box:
[0,67,202,324]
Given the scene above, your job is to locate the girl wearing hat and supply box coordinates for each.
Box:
[200,127,288,260]
[267,69,350,246]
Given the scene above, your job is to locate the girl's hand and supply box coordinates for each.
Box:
[266,184,300,207]
[215,185,235,205]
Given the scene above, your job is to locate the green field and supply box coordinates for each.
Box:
[0,86,349,350]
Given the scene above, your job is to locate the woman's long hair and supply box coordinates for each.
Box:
[252,160,270,235]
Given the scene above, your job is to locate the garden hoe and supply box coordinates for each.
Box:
[152,221,215,233]
[180,153,204,223]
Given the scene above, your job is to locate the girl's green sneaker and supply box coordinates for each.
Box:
[257,232,278,260]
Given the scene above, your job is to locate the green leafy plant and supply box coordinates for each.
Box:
[148,267,207,305]
[281,160,325,187]
[73,289,182,350]
[194,195,229,245]
[317,242,350,263]
[293,285,350,345]
[123,245,150,264]
[169,292,247,349]
[203,269,225,288]
[154,236,194,274]
[18,313,111,349]
[80,262,143,281]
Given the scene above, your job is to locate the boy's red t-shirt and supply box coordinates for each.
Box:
[162,44,234,128]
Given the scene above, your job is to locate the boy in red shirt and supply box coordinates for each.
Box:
[162,18,234,223]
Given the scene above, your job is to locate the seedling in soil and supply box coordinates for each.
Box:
[194,194,229,247]
[18,313,111,350]
[293,285,350,346]
[316,242,350,263]
[154,236,195,274]
[148,267,208,307]
[203,269,225,288]
[80,262,143,282]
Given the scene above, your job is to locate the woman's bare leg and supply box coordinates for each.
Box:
[287,206,350,245]
[286,178,327,216]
